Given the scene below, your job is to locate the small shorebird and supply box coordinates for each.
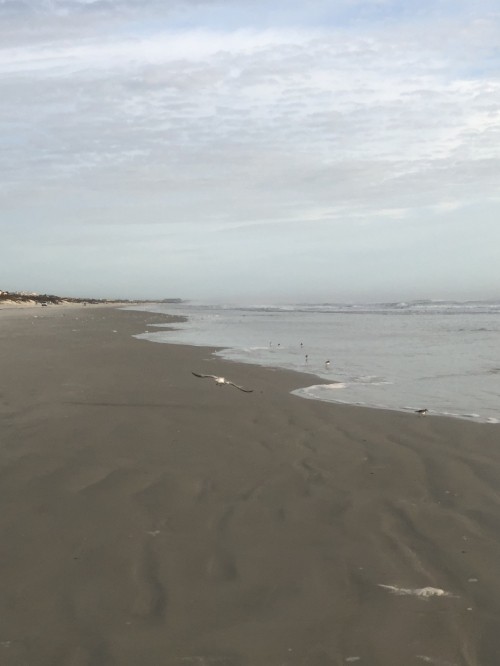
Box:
[192,372,253,392]
[325,360,330,369]
[415,408,428,416]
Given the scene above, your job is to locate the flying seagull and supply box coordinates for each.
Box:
[415,408,428,416]
[192,372,253,392]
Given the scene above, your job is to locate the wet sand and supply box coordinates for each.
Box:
[0,306,499,665]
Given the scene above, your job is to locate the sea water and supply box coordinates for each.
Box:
[130,301,500,424]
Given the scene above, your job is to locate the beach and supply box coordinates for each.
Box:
[1,305,499,665]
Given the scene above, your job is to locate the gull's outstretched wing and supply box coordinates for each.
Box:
[192,372,218,379]
[226,381,253,393]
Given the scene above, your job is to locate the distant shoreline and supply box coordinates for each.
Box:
[0,290,127,307]
[0,289,186,308]
[0,290,182,308]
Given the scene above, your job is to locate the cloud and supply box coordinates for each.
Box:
[1,0,499,298]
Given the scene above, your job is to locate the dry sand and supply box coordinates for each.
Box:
[0,306,499,666]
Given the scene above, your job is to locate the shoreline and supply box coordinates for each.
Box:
[0,301,134,312]
[127,305,500,426]
[1,305,499,664]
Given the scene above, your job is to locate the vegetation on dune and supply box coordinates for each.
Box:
[0,290,121,305]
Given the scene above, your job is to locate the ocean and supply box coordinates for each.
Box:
[130,300,500,424]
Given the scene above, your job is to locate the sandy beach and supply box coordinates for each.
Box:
[0,305,499,666]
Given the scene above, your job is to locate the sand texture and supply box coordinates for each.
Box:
[0,306,499,665]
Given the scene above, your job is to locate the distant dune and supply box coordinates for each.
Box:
[0,289,185,306]
[0,290,114,306]
[0,289,175,306]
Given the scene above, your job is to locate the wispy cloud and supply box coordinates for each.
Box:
[1,0,499,298]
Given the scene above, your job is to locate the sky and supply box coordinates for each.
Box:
[1,0,499,303]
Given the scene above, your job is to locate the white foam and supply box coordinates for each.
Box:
[353,375,393,385]
[378,584,454,599]
[295,383,347,399]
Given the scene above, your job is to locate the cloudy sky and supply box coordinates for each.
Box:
[1,0,499,302]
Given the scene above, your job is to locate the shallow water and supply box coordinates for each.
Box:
[130,301,500,424]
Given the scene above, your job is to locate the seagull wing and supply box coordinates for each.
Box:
[226,381,253,393]
[192,372,219,379]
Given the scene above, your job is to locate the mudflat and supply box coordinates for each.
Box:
[0,306,499,665]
